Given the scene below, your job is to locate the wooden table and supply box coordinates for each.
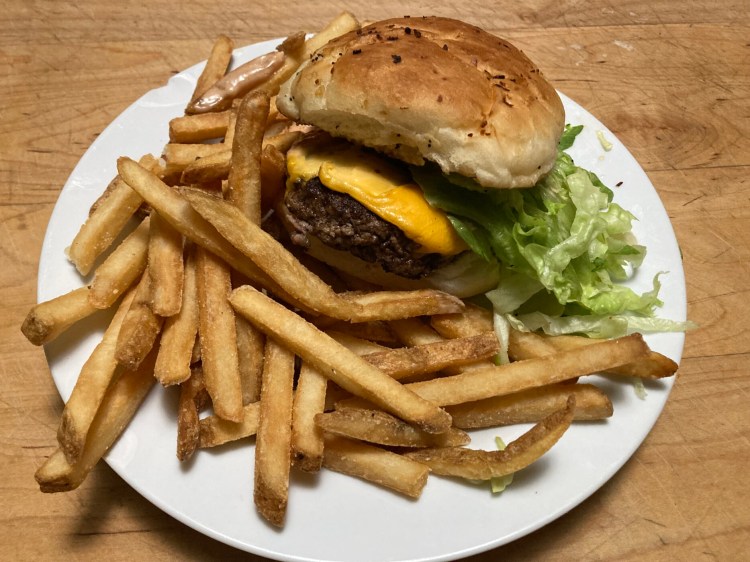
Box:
[3,1,748,559]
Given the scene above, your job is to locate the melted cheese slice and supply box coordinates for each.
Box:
[286,138,467,255]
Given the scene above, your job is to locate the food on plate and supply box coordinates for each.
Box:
[24,12,685,533]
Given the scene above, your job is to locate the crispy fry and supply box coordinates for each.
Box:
[255,338,295,527]
[389,318,443,346]
[302,12,360,62]
[184,187,463,320]
[259,144,286,213]
[316,408,470,448]
[235,314,265,404]
[509,329,679,379]
[115,271,163,370]
[229,285,452,434]
[117,157,280,292]
[148,211,184,317]
[162,143,228,178]
[327,331,389,355]
[227,91,270,224]
[318,320,398,345]
[199,402,261,448]
[169,110,232,143]
[21,287,99,346]
[430,302,493,338]
[88,216,150,309]
[176,366,210,461]
[263,129,304,153]
[57,290,136,463]
[66,175,144,276]
[405,396,576,480]
[196,246,243,421]
[291,362,328,472]
[362,332,500,381]
[180,149,232,185]
[35,349,157,493]
[189,34,234,106]
[155,246,199,386]
[446,383,613,428]
[323,435,429,499]
[405,334,650,406]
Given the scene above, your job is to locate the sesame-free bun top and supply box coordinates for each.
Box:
[277,16,565,189]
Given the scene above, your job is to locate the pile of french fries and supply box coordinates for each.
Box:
[23,12,678,528]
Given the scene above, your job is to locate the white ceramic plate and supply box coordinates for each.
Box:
[38,38,687,562]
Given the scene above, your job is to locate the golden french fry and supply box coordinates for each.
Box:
[405,396,576,480]
[362,332,500,381]
[291,362,328,472]
[390,318,443,346]
[189,34,234,105]
[35,348,157,493]
[236,314,264,404]
[66,174,144,276]
[263,129,304,153]
[57,290,136,463]
[316,408,470,448]
[181,149,232,184]
[511,330,679,379]
[229,285,452,434]
[327,331,389,355]
[255,338,295,527]
[406,334,650,406]
[430,302,493,338]
[323,435,429,499]
[223,110,237,147]
[176,366,210,461]
[195,246,243,421]
[169,110,232,143]
[21,287,99,346]
[162,143,228,178]
[88,216,150,309]
[318,320,398,345]
[148,211,184,317]
[446,383,613,428]
[227,90,270,224]
[184,187,463,321]
[199,402,261,448]
[259,144,286,213]
[116,157,279,293]
[115,270,164,370]
[155,246,199,386]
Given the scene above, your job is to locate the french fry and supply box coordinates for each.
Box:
[148,211,184,317]
[510,329,678,379]
[176,366,210,461]
[115,271,163,370]
[405,396,576,480]
[291,362,328,472]
[405,334,650,406]
[21,287,99,346]
[323,435,429,499]
[181,149,232,185]
[162,143,228,178]
[390,318,444,346]
[195,246,243,421]
[263,129,304,153]
[318,320,398,345]
[88,216,150,309]
[189,34,234,105]
[236,314,265,404]
[57,289,136,463]
[446,383,613,428]
[155,246,199,386]
[117,157,280,293]
[66,176,144,276]
[169,110,232,143]
[430,302,493,338]
[35,348,157,493]
[223,110,237,147]
[229,285,452,434]
[362,332,500,381]
[199,402,261,448]
[327,331,389,355]
[184,187,463,321]
[316,408,470,448]
[255,338,295,527]
[227,90,269,224]
[259,144,286,213]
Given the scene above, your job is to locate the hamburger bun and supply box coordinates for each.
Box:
[278,16,565,189]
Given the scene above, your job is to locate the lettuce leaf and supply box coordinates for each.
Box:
[411,126,672,336]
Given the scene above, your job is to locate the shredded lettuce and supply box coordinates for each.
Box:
[412,124,687,337]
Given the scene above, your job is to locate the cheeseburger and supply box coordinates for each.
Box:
[275,16,565,297]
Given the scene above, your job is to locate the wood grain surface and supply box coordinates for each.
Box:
[2,0,748,560]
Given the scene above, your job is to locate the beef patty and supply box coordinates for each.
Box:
[283,177,454,279]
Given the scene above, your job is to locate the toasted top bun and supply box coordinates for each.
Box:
[278,16,565,189]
